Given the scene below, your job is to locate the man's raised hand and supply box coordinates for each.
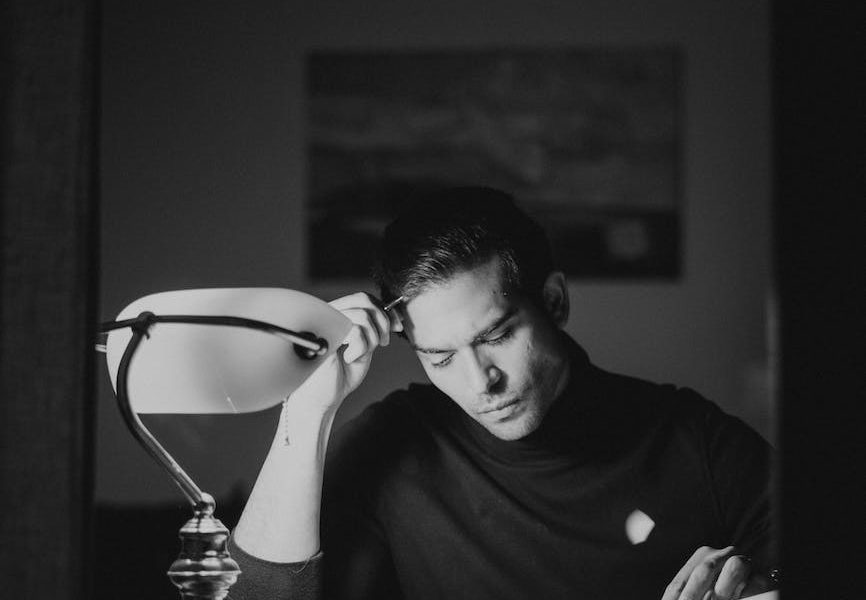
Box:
[290,292,403,415]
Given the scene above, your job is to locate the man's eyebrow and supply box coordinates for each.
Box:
[411,308,517,355]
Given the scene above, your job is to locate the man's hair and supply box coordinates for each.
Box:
[372,186,555,305]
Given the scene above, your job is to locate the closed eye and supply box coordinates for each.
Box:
[430,329,513,368]
[483,328,513,346]
[431,353,454,368]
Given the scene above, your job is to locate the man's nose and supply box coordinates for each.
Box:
[464,348,502,394]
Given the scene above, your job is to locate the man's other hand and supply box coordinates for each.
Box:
[662,545,767,600]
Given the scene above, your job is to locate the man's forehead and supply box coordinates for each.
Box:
[408,306,516,353]
[399,255,514,340]
[404,292,516,353]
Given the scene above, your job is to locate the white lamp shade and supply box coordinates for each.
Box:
[105,288,352,414]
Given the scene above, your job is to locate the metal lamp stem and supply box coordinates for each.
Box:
[111,312,240,599]
[114,314,206,506]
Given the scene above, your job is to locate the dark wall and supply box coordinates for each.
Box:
[89,1,865,598]
[97,0,775,506]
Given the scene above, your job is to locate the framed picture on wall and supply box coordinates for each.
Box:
[305,47,682,280]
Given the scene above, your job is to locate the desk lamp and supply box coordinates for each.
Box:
[99,288,351,599]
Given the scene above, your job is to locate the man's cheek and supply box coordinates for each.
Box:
[427,370,457,397]
[503,339,533,378]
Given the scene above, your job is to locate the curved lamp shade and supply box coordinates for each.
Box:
[105,288,352,414]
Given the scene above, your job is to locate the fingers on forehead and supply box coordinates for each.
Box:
[342,323,372,363]
[356,308,391,345]
[331,293,402,334]
[330,292,378,310]
[341,306,383,329]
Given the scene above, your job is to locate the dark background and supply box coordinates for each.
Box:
[2,1,862,599]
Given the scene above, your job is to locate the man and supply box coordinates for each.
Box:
[229,186,776,599]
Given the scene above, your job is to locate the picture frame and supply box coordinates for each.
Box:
[306,47,682,280]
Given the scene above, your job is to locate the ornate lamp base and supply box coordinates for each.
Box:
[167,495,240,600]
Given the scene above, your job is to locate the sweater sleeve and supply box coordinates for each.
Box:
[318,399,407,600]
[688,390,778,574]
[226,536,323,600]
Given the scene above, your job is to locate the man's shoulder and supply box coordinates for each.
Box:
[591,364,715,410]
[581,365,772,481]
[587,365,740,439]
[568,338,722,425]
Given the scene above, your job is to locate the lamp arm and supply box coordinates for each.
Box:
[102,313,328,355]
[104,311,244,598]
[102,309,329,507]
[113,312,209,509]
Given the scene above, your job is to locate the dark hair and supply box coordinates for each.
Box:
[372,186,555,305]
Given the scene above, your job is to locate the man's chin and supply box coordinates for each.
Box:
[487,426,531,441]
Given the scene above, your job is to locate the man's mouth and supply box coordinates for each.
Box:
[479,398,520,418]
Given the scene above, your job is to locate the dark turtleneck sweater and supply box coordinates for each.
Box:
[228,341,773,599]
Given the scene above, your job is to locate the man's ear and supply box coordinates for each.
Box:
[541,271,569,327]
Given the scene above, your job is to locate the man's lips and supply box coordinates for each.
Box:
[478,397,520,415]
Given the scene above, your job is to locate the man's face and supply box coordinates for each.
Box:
[401,256,571,441]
